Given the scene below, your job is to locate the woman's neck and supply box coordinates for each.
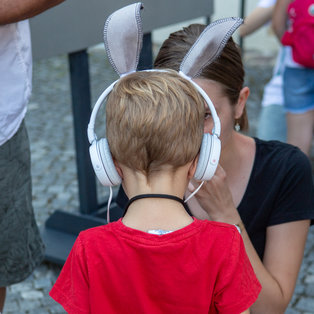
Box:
[219,132,244,170]
[219,132,256,207]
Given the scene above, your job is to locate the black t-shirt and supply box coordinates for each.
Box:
[116,138,314,260]
[238,138,314,259]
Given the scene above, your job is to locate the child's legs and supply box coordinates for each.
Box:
[0,287,6,312]
[284,67,314,155]
[286,110,314,156]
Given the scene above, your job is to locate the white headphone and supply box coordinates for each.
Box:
[87,3,242,187]
[87,71,221,186]
[87,79,122,186]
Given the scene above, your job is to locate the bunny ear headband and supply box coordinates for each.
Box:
[87,2,243,143]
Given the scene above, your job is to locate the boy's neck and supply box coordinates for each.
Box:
[121,164,191,199]
[122,196,193,232]
[120,164,194,232]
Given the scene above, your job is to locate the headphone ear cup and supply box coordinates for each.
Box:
[89,138,122,186]
[194,134,221,181]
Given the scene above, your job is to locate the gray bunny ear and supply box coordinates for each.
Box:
[104,3,143,76]
[180,17,243,78]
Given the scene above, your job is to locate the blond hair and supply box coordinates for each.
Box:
[106,70,205,175]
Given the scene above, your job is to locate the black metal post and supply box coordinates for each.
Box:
[137,33,153,70]
[68,49,98,214]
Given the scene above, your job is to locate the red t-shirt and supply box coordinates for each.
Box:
[50,218,261,313]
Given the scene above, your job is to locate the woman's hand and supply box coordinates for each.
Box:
[187,164,241,224]
[187,164,310,313]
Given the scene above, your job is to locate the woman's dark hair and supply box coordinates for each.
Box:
[154,24,248,131]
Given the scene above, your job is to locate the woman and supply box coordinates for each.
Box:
[153,24,314,313]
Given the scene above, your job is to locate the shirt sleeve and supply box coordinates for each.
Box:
[49,235,90,314]
[213,228,262,313]
[269,148,314,226]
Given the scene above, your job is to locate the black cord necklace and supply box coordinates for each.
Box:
[123,194,185,216]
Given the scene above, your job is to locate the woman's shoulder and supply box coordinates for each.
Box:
[255,137,295,152]
[254,137,310,167]
[251,137,313,192]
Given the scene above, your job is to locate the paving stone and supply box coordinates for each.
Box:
[285,308,302,314]
[22,299,41,311]
[5,311,26,314]
[21,290,44,300]
[48,304,67,314]
[308,263,314,274]
[34,277,52,290]
[305,284,314,297]
[9,282,32,294]
[305,275,314,284]
[295,297,314,313]
[3,300,19,312]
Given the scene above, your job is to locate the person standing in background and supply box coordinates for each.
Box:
[239,0,287,142]
[0,0,65,311]
[272,0,314,156]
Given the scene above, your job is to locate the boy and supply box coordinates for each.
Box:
[50,70,261,313]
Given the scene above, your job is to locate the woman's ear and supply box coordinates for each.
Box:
[235,86,250,119]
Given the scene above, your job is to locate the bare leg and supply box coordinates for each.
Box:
[0,287,6,313]
[286,110,314,156]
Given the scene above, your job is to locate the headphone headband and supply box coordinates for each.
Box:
[87,79,119,144]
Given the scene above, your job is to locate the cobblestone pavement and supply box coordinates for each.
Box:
[3,46,314,313]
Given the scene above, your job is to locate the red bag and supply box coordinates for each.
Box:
[281,0,314,68]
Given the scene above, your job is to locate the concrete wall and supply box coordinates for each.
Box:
[153,0,280,56]
[30,0,213,60]
[30,0,279,60]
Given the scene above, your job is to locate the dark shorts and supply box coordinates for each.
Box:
[0,121,44,286]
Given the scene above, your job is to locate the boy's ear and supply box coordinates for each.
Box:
[113,160,123,178]
[235,86,250,119]
[188,155,199,179]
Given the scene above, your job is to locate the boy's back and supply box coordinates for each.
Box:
[50,219,260,313]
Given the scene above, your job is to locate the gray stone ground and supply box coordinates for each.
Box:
[3,46,314,313]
